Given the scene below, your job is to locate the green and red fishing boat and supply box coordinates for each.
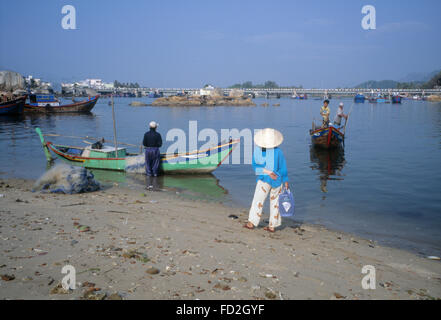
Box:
[35,128,239,174]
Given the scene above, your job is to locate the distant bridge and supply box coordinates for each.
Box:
[94,87,441,97]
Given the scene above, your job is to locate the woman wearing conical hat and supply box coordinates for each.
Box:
[244,128,290,233]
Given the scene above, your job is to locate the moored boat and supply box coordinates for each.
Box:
[25,94,99,113]
[368,96,389,103]
[148,90,163,98]
[310,125,344,149]
[0,95,26,115]
[391,95,402,104]
[354,94,365,103]
[291,93,308,100]
[35,128,239,174]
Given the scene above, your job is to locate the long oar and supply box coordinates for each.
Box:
[111,94,118,154]
[343,103,354,135]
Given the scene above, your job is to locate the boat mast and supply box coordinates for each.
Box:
[111,93,118,155]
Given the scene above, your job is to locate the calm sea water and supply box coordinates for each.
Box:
[1,97,440,256]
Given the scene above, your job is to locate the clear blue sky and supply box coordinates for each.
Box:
[1,0,440,88]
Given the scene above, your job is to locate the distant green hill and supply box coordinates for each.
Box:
[355,68,441,89]
[421,70,441,89]
[354,79,426,89]
[354,80,399,89]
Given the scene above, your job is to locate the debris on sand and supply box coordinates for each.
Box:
[146,267,160,275]
[264,290,277,299]
[1,274,15,281]
[50,283,72,295]
[427,256,440,261]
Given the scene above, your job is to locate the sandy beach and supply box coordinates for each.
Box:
[0,177,440,300]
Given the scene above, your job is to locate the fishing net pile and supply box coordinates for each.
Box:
[33,164,100,194]
[125,155,146,174]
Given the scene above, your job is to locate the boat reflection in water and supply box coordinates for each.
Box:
[89,169,229,202]
[309,146,346,193]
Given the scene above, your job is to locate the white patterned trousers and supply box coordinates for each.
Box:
[248,180,282,228]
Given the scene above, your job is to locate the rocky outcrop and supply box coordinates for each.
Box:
[229,89,245,97]
[151,95,256,106]
[0,70,25,92]
[426,95,441,102]
[129,101,148,106]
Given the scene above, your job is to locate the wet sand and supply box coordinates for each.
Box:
[0,178,440,300]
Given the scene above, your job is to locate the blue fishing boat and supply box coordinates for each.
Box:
[391,95,402,104]
[25,94,99,113]
[148,90,163,98]
[368,95,389,103]
[0,95,26,115]
[354,94,365,103]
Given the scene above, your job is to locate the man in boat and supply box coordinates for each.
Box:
[143,121,162,177]
[333,102,348,128]
[320,99,331,128]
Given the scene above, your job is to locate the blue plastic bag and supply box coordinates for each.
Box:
[279,188,295,218]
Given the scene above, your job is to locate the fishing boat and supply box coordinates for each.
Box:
[35,128,239,174]
[24,94,99,113]
[0,95,26,115]
[292,93,307,100]
[148,90,163,98]
[391,95,402,104]
[354,94,365,103]
[368,96,388,103]
[310,125,344,149]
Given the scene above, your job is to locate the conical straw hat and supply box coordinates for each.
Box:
[254,128,284,148]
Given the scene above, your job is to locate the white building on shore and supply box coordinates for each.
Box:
[63,79,114,90]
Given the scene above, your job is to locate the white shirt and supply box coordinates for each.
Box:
[334,108,344,125]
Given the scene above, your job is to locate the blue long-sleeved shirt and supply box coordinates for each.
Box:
[252,147,289,188]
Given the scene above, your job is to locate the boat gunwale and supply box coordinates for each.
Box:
[25,95,99,108]
[310,126,344,136]
[0,96,27,109]
[46,139,240,162]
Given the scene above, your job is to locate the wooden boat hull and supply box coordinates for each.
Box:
[310,126,344,149]
[24,95,99,113]
[0,96,26,115]
[36,128,238,174]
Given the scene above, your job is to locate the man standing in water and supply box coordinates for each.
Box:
[143,121,162,177]
[320,99,331,128]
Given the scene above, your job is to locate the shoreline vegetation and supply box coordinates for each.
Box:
[0,177,440,300]
[228,81,303,89]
